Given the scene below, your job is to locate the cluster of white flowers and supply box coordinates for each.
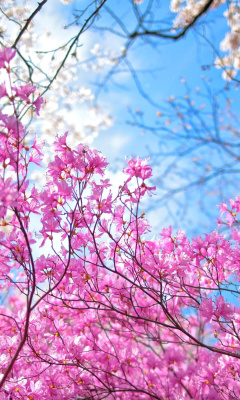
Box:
[170,0,240,80]
[80,43,119,71]
[217,3,240,80]
[0,0,30,42]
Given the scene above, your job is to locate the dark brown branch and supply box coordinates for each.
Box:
[0,208,36,389]
[12,0,48,49]
[129,0,215,40]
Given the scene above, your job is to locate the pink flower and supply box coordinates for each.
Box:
[219,202,228,214]
[54,132,69,152]
[27,380,43,399]
[0,177,18,218]
[29,148,43,166]
[0,47,16,68]
[199,298,214,321]
[215,296,234,320]
[33,95,44,115]
[86,148,108,175]
[0,83,7,98]
[15,83,36,101]
[124,157,152,181]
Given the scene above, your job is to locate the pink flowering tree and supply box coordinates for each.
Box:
[1,48,240,400]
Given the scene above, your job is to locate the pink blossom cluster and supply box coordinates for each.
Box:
[0,49,240,399]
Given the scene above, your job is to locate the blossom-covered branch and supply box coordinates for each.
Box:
[0,48,240,400]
